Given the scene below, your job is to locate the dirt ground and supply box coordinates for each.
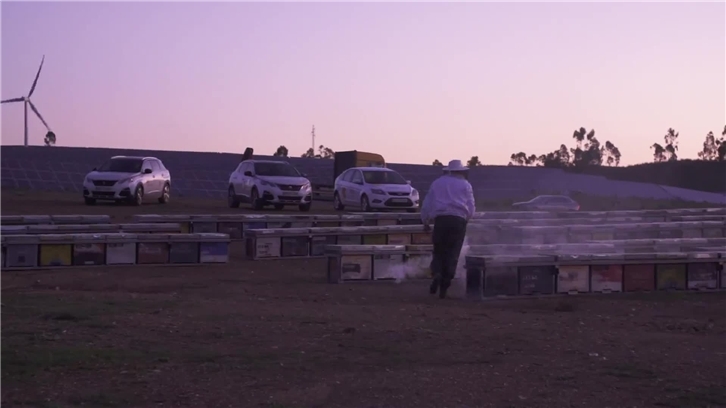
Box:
[2,191,726,408]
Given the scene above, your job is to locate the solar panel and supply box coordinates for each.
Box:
[1,177,17,189]
[1,146,723,204]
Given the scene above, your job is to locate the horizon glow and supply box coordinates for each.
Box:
[1,2,724,166]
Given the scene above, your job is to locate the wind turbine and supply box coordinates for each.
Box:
[1,55,56,146]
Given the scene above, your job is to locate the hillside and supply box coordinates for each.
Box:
[565,160,726,193]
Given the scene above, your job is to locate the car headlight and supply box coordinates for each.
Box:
[371,188,386,195]
[411,189,419,197]
[84,177,91,184]
[301,183,311,191]
[117,176,138,185]
[260,180,277,188]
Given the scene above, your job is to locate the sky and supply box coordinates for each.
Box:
[1,1,724,166]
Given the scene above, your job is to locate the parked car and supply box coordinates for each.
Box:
[83,156,171,206]
[333,167,420,212]
[228,160,312,211]
[511,195,580,211]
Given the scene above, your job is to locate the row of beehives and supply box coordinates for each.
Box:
[0,214,112,225]
[469,214,726,227]
[130,208,725,227]
[465,238,726,256]
[2,217,723,245]
[7,221,717,264]
[471,207,726,220]
[463,251,726,298]
[241,221,726,260]
[323,238,726,271]
[0,223,183,235]
[467,220,726,245]
[2,208,723,238]
[1,233,230,270]
[323,244,726,295]
[124,207,726,224]
[122,214,726,240]
[2,207,724,228]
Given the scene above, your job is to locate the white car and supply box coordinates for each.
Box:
[83,156,171,206]
[227,159,313,211]
[333,167,419,212]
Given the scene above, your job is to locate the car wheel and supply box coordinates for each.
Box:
[250,188,263,210]
[158,183,170,204]
[299,203,311,212]
[132,185,144,206]
[333,192,345,211]
[228,186,240,208]
[361,195,372,212]
[84,197,96,206]
[274,204,285,211]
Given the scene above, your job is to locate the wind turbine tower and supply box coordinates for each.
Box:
[1,56,55,146]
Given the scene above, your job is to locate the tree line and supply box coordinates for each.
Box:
[271,144,335,159]
[271,125,726,167]
[430,126,726,168]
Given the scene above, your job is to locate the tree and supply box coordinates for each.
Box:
[509,152,537,166]
[300,145,334,159]
[699,128,726,161]
[698,131,719,161]
[467,156,481,167]
[651,143,667,163]
[663,128,679,161]
[432,159,443,166]
[273,145,288,157]
[570,127,603,167]
[653,128,679,162]
[601,141,621,166]
[43,131,56,147]
[537,144,571,168]
[317,144,335,159]
[507,126,621,168]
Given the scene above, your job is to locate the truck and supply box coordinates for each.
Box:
[313,150,386,201]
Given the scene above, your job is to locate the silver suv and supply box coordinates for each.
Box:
[83,156,171,206]
[227,160,312,211]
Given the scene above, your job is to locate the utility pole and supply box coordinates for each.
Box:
[311,125,316,152]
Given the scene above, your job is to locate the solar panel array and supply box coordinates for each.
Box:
[1,146,724,204]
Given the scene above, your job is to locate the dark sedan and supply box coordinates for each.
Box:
[511,195,580,211]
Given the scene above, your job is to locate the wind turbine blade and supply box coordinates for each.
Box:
[1,97,24,104]
[28,55,45,97]
[28,100,51,131]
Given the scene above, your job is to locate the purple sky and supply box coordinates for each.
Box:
[2,2,724,166]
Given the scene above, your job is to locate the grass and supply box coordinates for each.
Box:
[602,363,657,380]
[656,385,726,407]
[1,345,164,378]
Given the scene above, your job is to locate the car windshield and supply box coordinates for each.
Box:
[362,170,407,185]
[97,158,143,173]
[255,162,300,177]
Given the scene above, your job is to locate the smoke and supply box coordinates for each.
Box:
[452,235,471,294]
[383,217,626,293]
[385,235,472,288]
[388,252,433,283]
